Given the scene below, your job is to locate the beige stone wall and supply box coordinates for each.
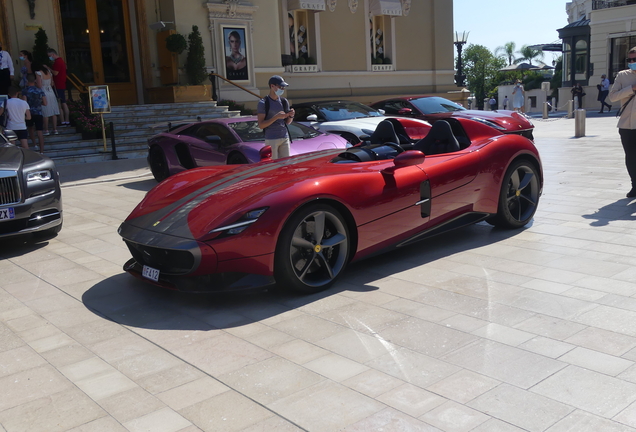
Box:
[4,0,458,104]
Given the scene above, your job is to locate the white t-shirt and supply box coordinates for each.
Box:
[5,98,29,131]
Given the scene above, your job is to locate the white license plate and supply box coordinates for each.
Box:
[0,207,15,221]
[142,265,160,282]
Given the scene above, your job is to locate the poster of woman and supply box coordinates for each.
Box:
[223,27,248,81]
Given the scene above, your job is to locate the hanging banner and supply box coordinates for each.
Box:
[369,0,402,16]
[287,0,326,11]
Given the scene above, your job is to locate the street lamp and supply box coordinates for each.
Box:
[454,31,469,87]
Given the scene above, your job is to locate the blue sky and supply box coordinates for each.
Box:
[454,0,569,63]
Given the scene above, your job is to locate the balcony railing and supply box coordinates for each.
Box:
[593,0,636,9]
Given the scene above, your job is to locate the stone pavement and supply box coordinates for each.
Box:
[2,112,636,431]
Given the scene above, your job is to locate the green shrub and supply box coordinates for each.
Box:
[185,25,207,85]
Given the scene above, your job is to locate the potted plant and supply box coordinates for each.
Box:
[165,32,187,85]
[185,25,207,85]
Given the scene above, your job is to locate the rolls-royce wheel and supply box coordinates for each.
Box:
[149,146,170,182]
[275,203,350,293]
[487,160,540,228]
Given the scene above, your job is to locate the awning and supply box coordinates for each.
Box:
[369,0,402,16]
[287,0,326,11]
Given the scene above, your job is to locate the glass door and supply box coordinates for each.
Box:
[59,0,137,105]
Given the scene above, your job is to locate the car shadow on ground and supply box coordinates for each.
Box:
[116,178,157,191]
[582,198,636,226]
[81,222,527,332]
[0,233,54,258]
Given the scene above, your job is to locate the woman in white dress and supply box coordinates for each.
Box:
[34,64,60,135]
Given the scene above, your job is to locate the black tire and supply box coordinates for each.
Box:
[149,146,170,182]
[227,152,248,165]
[488,160,540,228]
[275,203,350,293]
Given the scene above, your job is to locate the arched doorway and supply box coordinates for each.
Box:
[58,0,137,105]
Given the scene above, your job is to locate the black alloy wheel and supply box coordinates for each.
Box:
[488,160,540,228]
[149,146,170,182]
[275,204,350,293]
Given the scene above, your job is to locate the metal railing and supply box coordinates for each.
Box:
[208,73,261,101]
[592,0,636,10]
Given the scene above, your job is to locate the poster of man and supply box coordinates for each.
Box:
[224,27,248,81]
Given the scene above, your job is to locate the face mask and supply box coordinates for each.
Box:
[19,56,24,61]
[49,56,54,61]
[629,63,636,71]
[275,88,285,96]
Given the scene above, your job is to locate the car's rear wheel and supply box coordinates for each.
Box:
[275,204,350,293]
[227,152,248,165]
[487,160,540,228]
[149,146,170,182]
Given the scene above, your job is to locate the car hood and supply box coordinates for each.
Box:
[122,150,345,240]
[453,110,533,131]
[0,146,23,171]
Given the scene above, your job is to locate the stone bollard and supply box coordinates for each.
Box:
[543,102,549,119]
[567,100,574,119]
[574,109,586,137]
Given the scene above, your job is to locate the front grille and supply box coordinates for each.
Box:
[0,176,20,205]
[125,241,195,275]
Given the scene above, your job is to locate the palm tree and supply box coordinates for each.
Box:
[515,45,544,65]
[495,41,516,66]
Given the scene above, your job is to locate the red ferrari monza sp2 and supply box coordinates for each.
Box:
[118,117,543,294]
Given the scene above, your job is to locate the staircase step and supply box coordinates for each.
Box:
[51,101,241,166]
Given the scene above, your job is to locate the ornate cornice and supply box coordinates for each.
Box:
[328,0,337,12]
[206,0,258,20]
[348,0,358,13]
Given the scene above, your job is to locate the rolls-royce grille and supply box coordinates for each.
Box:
[125,241,195,274]
[0,176,20,205]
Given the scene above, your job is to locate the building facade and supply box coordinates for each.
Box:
[0,0,456,106]
[560,0,636,108]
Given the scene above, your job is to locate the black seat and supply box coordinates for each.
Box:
[413,120,460,155]
[369,119,400,146]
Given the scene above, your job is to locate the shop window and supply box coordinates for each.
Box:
[610,35,636,81]
[370,15,393,71]
[287,9,319,72]
[575,39,588,81]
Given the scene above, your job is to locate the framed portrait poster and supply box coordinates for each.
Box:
[222,26,249,81]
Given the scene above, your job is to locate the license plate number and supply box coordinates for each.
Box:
[0,208,15,221]
[142,265,160,282]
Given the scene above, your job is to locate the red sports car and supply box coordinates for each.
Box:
[370,96,535,140]
[119,117,542,294]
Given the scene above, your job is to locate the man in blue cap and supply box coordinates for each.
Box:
[257,75,295,159]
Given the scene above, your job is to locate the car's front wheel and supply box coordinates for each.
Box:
[149,146,170,182]
[488,160,540,228]
[275,204,350,293]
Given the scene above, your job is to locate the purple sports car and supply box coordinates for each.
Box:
[147,116,349,182]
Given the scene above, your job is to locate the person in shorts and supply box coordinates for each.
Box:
[0,86,31,149]
[47,48,69,126]
[22,73,46,153]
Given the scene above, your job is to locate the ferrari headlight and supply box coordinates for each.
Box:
[26,170,52,182]
[210,207,269,235]
[471,117,506,131]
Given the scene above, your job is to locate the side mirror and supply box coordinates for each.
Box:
[306,114,318,121]
[377,109,386,115]
[398,108,413,115]
[205,135,222,144]
[382,150,425,175]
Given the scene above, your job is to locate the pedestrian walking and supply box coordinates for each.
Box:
[598,74,612,113]
[512,80,525,113]
[503,95,508,110]
[0,86,31,149]
[47,48,69,126]
[489,96,497,111]
[257,75,295,159]
[0,41,14,96]
[610,47,636,197]
[22,73,46,153]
